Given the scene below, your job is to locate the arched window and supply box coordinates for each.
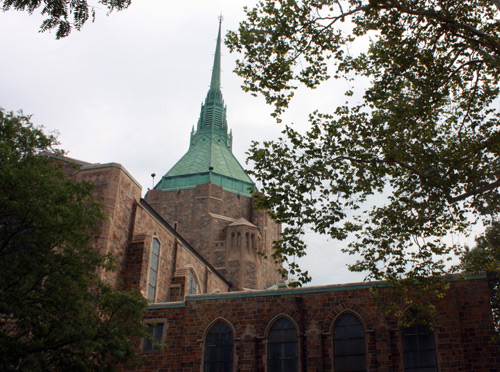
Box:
[237,233,241,248]
[231,233,235,249]
[246,232,250,249]
[188,269,198,295]
[204,321,234,372]
[147,238,160,301]
[402,320,438,372]
[267,317,298,372]
[333,313,366,372]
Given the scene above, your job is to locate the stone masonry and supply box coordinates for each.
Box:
[145,183,282,290]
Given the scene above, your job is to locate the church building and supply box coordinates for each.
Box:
[144,21,281,292]
[53,21,500,372]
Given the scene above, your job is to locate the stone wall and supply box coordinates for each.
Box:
[77,163,142,287]
[128,275,500,372]
[72,161,229,301]
[145,184,253,258]
[123,202,229,302]
[145,183,282,290]
[124,205,176,302]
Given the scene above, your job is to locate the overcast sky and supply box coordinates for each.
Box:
[0,0,399,286]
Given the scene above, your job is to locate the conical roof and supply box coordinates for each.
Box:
[154,20,255,196]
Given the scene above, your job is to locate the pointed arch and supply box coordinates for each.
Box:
[203,319,234,372]
[197,313,242,342]
[332,311,367,372]
[266,315,298,372]
[323,303,374,334]
[260,310,300,338]
[188,269,198,295]
[184,264,201,295]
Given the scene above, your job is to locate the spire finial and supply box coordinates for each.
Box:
[210,17,223,91]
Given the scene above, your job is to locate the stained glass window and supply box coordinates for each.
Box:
[402,322,438,372]
[204,321,234,372]
[148,238,160,301]
[333,313,366,372]
[267,318,298,372]
[189,269,198,295]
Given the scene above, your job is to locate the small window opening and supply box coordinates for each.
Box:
[148,238,160,302]
[189,270,198,295]
[143,323,164,352]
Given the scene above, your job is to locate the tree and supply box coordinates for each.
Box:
[1,0,131,38]
[0,108,148,372]
[461,222,500,338]
[226,0,500,289]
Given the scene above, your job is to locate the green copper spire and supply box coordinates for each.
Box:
[154,20,255,196]
[210,20,222,92]
[196,17,228,136]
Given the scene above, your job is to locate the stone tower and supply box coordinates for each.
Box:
[145,21,282,291]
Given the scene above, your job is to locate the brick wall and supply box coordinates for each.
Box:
[129,276,500,372]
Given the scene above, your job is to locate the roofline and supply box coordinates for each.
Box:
[80,162,143,189]
[40,152,143,190]
[156,171,255,194]
[157,184,255,198]
[148,273,487,310]
[40,151,93,166]
[139,198,232,289]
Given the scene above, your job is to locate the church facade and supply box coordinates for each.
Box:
[54,22,500,372]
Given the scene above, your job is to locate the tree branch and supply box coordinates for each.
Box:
[384,1,500,56]
[331,153,500,205]
[448,179,500,203]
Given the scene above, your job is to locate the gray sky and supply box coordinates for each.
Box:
[0,0,387,285]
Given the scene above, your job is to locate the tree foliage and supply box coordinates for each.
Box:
[0,108,148,372]
[461,222,500,338]
[2,0,131,38]
[227,0,500,286]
